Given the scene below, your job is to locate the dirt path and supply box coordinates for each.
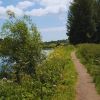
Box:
[71,51,100,100]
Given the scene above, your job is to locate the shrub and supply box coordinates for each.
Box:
[0,46,77,100]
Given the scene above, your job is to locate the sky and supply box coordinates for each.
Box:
[0,0,72,41]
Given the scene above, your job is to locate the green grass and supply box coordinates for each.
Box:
[76,44,100,94]
[50,45,77,100]
[0,45,77,100]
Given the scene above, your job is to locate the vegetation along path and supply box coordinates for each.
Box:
[71,51,100,100]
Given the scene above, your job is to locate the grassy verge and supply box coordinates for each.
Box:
[0,45,77,100]
[76,44,100,94]
[50,45,77,100]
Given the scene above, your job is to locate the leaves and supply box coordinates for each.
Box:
[0,15,43,82]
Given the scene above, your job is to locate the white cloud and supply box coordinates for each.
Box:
[0,6,6,19]
[0,1,34,19]
[16,1,34,10]
[0,5,24,19]
[26,0,71,16]
[40,0,67,7]
[21,0,38,1]
[0,0,72,18]
[6,5,24,16]
[26,8,47,16]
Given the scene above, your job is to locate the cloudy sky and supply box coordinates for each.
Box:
[0,0,72,41]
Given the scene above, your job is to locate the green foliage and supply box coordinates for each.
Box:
[43,43,57,49]
[94,0,100,43]
[0,11,77,100]
[0,65,12,79]
[43,40,68,49]
[77,44,100,93]
[67,0,99,44]
[0,77,35,99]
[0,15,43,83]
[0,46,77,100]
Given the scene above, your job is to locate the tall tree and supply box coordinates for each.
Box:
[0,13,43,83]
[67,0,96,44]
[94,0,100,43]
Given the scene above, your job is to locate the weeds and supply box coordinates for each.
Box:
[77,44,100,94]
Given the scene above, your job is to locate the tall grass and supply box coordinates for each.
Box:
[77,44,100,94]
[48,46,77,100]
[0,46,77,100]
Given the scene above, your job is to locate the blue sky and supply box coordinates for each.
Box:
[0,0,72,41]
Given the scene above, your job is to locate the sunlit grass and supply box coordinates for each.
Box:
[50,45,77,100]
[0,45,77,100]
[76,44,100,94]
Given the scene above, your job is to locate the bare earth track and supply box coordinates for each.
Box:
[71,51,100,100]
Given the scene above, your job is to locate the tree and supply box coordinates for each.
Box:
[0,13,43,83]
[94,0,100,43]
[67,0,96,44]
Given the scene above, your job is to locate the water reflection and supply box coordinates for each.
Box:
[43,49,53,56]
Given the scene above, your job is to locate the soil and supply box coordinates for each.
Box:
[71,51,100,100]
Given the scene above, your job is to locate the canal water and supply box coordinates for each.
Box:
[0,49,54,71]
[43,49,53,56]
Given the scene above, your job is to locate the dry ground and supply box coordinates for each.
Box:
[71,51,100,100]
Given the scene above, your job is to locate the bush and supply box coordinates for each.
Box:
[0,46,77,100]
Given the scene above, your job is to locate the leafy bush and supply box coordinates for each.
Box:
[0,15,43,83]
[34,46,77,100]
[77,44,100,93]
[0,46,77,100]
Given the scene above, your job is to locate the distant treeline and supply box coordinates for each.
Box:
[0,39,68,49]
[43,39,69,49]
